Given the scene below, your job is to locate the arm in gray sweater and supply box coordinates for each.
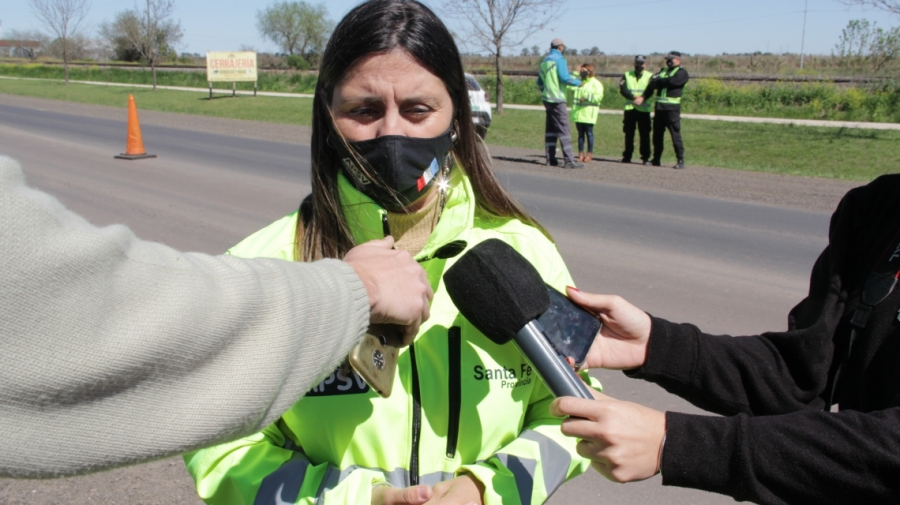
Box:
[0,156,370,478]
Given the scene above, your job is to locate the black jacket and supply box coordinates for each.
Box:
[643,66,689,111]
[626,174,900,504]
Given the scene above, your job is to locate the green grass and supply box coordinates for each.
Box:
[486,109,899,181]
[0,77,312,125]
[5,63,899,123]
[0,63,319,94]
[3,78,898,181]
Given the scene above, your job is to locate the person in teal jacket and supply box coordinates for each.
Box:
[183,2,598,505]
[569,63,604,163]
[536,38,582,169]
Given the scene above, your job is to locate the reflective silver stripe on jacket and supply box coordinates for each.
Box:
[495,429,572,502]
[257,461,458,504]
[255,429,569,503]
[254,457,311,505]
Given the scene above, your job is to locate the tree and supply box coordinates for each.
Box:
[102,1,182,89]
[135,0,183,90]
[98,10,143,62]
[868,24,900,71]
[47,33,90,60]
[834,19,900,73]
[530,45,540,56]
[256,1,333,65]
[840,0,900,15]
[29,0,90,84]
[443,0,561,113]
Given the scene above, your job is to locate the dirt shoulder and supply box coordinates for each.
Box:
[2,93,861,213]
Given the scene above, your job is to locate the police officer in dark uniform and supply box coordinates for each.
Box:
[619,55,653,165]
[637,51,689,169]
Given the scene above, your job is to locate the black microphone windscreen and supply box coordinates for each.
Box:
[444,239,550,344]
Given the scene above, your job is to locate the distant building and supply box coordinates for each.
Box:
[0,40,43,58]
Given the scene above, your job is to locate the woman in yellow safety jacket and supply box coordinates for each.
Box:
[569,64,604,163]
[183,2,599,505]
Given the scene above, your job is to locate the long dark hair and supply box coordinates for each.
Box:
[298,0,545,261]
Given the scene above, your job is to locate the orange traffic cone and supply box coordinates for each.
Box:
[115,95,156,160]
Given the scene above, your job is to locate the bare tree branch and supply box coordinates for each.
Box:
[839,0,900,15]
[29,0,90,84]
[443,0,561,113]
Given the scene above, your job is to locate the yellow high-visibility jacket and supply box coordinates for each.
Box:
[184,165,600,505]
[570,76,605,125]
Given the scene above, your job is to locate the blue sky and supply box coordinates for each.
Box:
[2,0,897,56]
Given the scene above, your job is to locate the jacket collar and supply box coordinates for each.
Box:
[337,163,475,261]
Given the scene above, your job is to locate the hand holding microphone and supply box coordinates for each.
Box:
[444,239,596,399]
[550,389,666,483]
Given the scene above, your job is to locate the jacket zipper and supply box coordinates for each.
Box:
[446,327,462,458]
[409,344,422,485]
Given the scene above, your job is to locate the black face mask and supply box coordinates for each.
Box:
[341,128,454,212]
[579,71,589,79]
[666,59,675,68]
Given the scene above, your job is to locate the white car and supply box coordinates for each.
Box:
[465,73,492,139]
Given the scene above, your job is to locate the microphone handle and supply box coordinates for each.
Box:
[514,321,594,399]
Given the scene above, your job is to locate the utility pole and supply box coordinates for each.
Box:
[800,0,808,69]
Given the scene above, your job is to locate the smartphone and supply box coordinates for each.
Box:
[537,285,602,368]
[348,325,401,398]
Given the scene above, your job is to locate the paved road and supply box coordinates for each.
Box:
[0,102,830,505]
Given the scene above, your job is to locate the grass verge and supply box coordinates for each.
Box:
[489,108,900,180]
[0,78,312,125]
[5,62,899,123]
[2,79,898,181]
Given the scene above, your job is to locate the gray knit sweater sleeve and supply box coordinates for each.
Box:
[0,156,370,478]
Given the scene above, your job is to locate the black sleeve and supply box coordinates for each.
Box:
[619,77,634,100]
[667,67,689,87]
[627,176,900,504]
[625,243,841,416]
[641,77,657,99]
[624,177,892,416]
[652,68,689,92]
[662,408,900,504]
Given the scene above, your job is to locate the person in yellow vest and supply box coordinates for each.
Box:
[183,2,598,505]
[636,51,690,169]
[569,63,604,163]
[618,55,653,165]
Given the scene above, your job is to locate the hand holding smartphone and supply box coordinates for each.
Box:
[537,285,602,369]
[348,324,403,398]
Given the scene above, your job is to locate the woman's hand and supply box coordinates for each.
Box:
[551,389,666,483]
[566,287,651,370]
[372,483,432,505]
[427,475,484,505]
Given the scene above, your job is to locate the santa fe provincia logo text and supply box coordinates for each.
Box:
[473,363,534,389]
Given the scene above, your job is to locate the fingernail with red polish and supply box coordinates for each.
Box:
[567,285,579,292]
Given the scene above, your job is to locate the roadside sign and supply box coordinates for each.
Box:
[207,51,258,97]
[206,51,257,82]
